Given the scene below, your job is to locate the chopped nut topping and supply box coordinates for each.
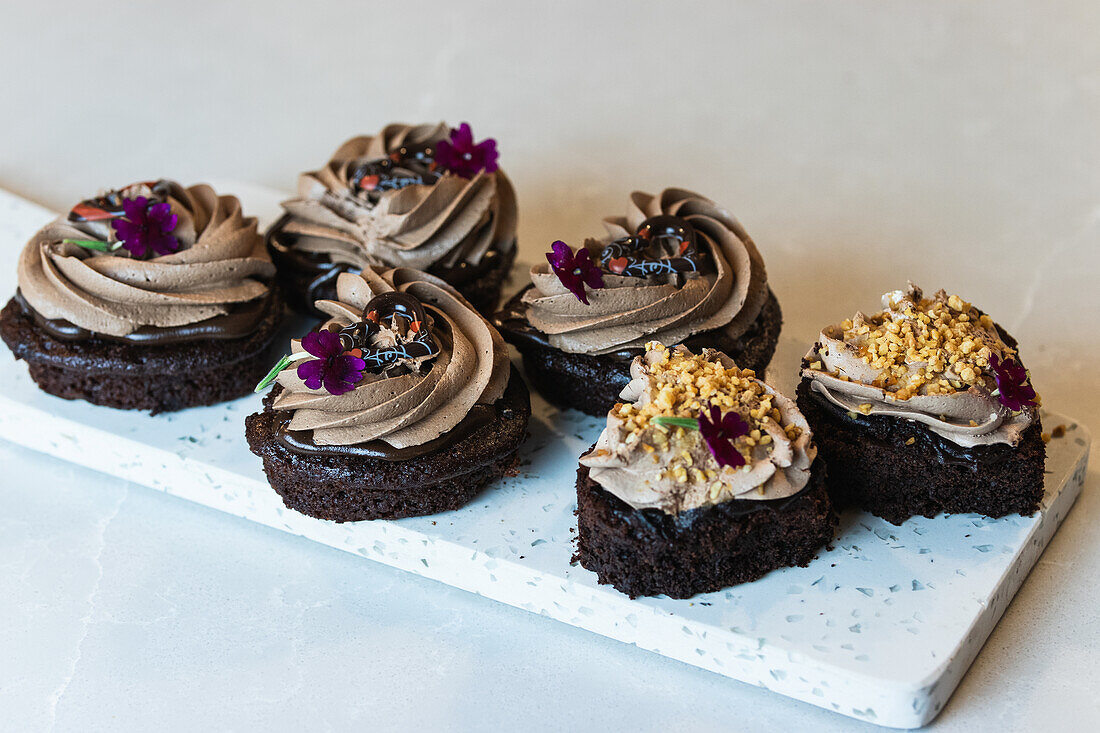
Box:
[611,341,802,490]
[822,288,1014,399]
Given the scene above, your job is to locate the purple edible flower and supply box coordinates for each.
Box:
[546,240,605,305]
[989,353,1037,412]
[435,122,499,178]
[296,330,366,396]
[111,196,180,259]
[698,404,750,469]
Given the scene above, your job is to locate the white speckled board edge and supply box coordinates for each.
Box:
[0,395,1086,727]
[0,185,1090,727]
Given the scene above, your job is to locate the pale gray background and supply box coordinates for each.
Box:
[1,1,1098,731]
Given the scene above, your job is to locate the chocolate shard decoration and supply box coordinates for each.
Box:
[68,191,127,223]
[66,180,166,223]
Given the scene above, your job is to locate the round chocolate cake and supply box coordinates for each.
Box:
[0,180,283,413]
[575,342,836,598]
[267,122,517,317]
[494,188,781,416]
[246,266,530,521]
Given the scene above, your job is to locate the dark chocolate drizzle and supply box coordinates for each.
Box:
[348,141,442,205]
[598,215,705,279]
[14,288,275,345]
[335,291,440,373]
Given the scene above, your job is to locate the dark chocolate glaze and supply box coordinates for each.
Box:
[266,227,354,310]
[14,288,276,345]
[584,441,817,538]
[266,214,510,310]
[266,214,512,296]
[615,485,815,533]
[796,363,1019,471]
[430,247,507,286]
[274,401,511,461]
[492,286,643,363]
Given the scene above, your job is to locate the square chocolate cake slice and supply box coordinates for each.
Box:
[796,285,1045,525]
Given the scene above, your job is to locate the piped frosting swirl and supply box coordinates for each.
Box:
[801,284,1037,447]
[272,267,510,449]
[279,122,517,273]
[17,180,273,337]
[580,343,816,515]
[521,188,769,355]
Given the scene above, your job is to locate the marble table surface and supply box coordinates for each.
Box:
[1,1,1097,730]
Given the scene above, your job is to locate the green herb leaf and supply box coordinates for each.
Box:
[254,354,291,393]
[651,416,700,430]
[62,238,119,252]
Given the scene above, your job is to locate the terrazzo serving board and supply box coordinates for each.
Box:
[0,185,1090,729]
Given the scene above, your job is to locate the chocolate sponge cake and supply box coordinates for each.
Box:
[574,342,835,598]
[0,180,282,412]
[267,122,517,317]
[1,289,281,413]
[495,188,781,417]
[497,285,782,416]
[575,460,833,599]
[797,285,1045,525]
[247,265,530,522]
[246,368,529,521]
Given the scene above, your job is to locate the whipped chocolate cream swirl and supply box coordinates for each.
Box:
[279,123,517,273]
[273,267,510,450]
[17,180,274,338]
[801,285,1035,448]
[522,189,769,355]
[580,344,815,515]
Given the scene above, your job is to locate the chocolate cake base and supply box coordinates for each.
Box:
[266,216,516,317]
[500,288,782,417]
[244,367,531,522]
[574,459,835,599]
[795,380,1046,525]
[0,293,284,414]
